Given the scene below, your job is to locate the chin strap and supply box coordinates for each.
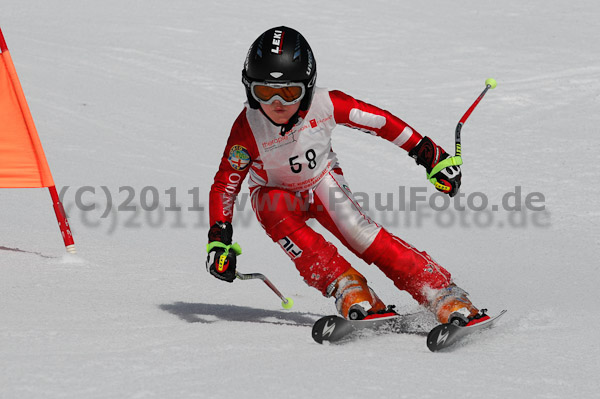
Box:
[279,114,299,136]
[258,107,304,136]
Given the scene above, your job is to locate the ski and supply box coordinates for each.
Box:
[426,309,507,352]
[312,312,429,344]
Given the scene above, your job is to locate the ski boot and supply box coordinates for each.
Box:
[327,267,387,320]
[429,283,490,326]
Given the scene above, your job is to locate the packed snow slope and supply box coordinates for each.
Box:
[1,1,599,398]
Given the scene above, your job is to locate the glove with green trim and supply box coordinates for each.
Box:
[206,222,241,283]
[409,136,462,197]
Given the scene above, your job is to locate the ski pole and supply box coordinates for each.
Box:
[455,78,497,157]
[429,78,497,193]
[236,271,294,309]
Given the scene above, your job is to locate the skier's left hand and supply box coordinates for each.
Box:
[409,136,462,197]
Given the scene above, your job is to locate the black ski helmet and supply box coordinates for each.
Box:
[242,26,317,113]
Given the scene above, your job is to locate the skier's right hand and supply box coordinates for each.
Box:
[206,222,242,283]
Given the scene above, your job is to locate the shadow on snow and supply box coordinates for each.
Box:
[159,302,320,327]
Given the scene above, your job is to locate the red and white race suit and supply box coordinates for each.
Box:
[209,88,451,304]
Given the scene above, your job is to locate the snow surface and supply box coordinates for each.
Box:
[1,1,599,398]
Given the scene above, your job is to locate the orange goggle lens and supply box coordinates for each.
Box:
[252,84,305,104]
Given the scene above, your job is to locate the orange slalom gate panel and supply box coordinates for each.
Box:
[0,27,75,253]
[0,29,54,188]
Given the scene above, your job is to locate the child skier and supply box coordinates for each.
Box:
[206,26,488,326]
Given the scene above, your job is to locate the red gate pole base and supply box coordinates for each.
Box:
[48,185,76,253]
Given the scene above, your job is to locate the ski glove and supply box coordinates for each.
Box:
[409,136,462,197]
[208,221,233,245]
[206,222,241,283]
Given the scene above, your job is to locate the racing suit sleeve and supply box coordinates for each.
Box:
[209,110,256,226]
[329,90,423,152]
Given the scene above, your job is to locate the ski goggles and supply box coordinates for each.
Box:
[250,81,306,105]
